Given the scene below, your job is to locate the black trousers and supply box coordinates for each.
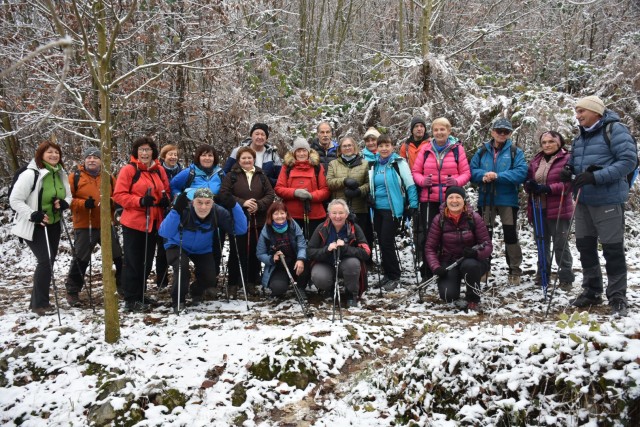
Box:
[437,258,488,303]
[165,247,217,305]
[121,225,157,303]
[26,222,61,309]
[374,209,401,280]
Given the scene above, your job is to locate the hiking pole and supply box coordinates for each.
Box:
[332,246,343,323]
[369,207,383,297]
[233,234,250,311]
[211,205,229,302]
[545,190,565,290]
[535,196,549,298]
[175,226,184,315]
[303,199,311,240]
[545,188,582,317]
[280,254,313,318]
[142,187,152,305]
[43,225,62,326]
[404,217,420,286]
[531,195,546,297]
[87,202,95,313]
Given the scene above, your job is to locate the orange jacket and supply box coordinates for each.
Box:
[399,137,429,171]
[69,165,116,229]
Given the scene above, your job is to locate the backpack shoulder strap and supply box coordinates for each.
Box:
[73,169,82,193]
[127,163,140,193]
[510,144,516,169]
[184,168,196,188]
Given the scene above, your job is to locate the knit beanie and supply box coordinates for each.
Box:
[445,186,466,200]
[410,116,427,133]
[575,96,605,116]
[292,137,310,152]
[83,147,101,159]
[193,187,215,200]
[249,123,270,138]
[363,127,381,139]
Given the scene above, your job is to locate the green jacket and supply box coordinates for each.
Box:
[326,155,370,214]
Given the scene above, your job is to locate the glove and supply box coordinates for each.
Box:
[173,192,190,212]
[57,199,70,212]
[433,266,447,278]
[84,197,96,209]
[445,176,457,186]
[157,193,171,208]
[30,211,46,223]
[524,179,537,192]
[344,187,361,199]
[343,177,359,189]
[463,247,478,259]
[559,165,573,182]
[422,175,433,187]
[367,194,375,207]
[573,172,595,189]
[140,194,155,207]
[536,184,551,195]
[407,207,418,217]
[294,189,312,200]
[586,165,603,173]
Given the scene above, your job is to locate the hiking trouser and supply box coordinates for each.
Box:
[437,258,488,303]
[26,222,61,310]
[121,225,157,303]
[311,257,360,295]
[373,209,401,280]
[480,205,522,276]
[165,247,216,304]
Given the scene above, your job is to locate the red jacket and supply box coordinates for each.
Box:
[69,165,116,229]
[275,150,330,220]
[112,156,171,232]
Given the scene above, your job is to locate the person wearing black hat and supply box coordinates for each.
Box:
[469,117,527,286]
[425,186,492,312]
[400,116,429,169]
[223,122,282,186]
[64,147,123,307]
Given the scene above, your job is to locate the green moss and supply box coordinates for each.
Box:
[231,382,247,407]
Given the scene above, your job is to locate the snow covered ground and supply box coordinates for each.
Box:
[1,204,639,426]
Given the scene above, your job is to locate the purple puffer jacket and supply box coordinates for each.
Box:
[411,139,471,204]
[425,204,493,269]
[525,149,574,222]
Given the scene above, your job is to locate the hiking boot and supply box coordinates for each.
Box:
[383,279,399,292]
[610,300,628,317]
[125,301,151,312]
[508,275,521,285]
[191,295,203,307]
[172,303,186,314]
[376,276,391,289]
[142,296,158,306]
[31,307,48,316]
[571,291,603,308]
[227,285,238,299]
[558,282,573,292]
[467,301,482,312]
[346,297,358,308]
[203,287,218,300]
[66,293,81,307]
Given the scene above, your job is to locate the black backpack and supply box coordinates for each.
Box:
[125,162,161,192]
[8,165,39,212]
[602,122,639,188]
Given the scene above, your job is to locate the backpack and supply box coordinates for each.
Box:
[8,165,39,212]
[126,162,161,193]
[72,168,115,194]
[423,145,460,164]
[602,122,640,188]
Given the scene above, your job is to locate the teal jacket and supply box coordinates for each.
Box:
[368,153,418,218]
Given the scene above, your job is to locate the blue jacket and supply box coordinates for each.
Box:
[170,164,224,199]
[362,148,377,163]
[256,220,307,288]
[159,203,247,255]
[223,139,282,186]
[569,109,637,206]
[470,139,527,207]
[368,153,419,218]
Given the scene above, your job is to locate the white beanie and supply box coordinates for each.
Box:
[292,137,310,152]
[576,96,606,116]
[363,127,381,139]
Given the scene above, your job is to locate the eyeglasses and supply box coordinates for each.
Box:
[494,129,511,135]
[138,147,153,152]
[341,144,354,149]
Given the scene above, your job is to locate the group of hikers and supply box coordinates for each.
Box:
[9,95,636,317]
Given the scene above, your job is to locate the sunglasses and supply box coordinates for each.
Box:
[494,129,511,135]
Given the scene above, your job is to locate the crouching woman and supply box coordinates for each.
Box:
[159,188,247,313]
[256,201,307,299]
[307,199,370,308]
[425,186,492,312]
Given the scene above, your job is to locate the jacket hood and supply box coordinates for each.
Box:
[129,155,160,171]
[283,149,321,167]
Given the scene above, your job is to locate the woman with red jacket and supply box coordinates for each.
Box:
[275,137,330,240]
[113,137,171,312]
[524,131,574,291]
[425,186,492,312]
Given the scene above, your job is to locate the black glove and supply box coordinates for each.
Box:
[367,194,375,207]
[30,211,46,223]
[463,247,478,259]
[84,197,96,209]
[140,194,155,207]
[343,177,359,190]
[173,192,190,212]
[344,187,361,199]
[536,184,551,195]
[559,165,574,182]
[158,193,171,208]
[57,199,70,212]
[573,172,595,189]
[407,207,418,217]
[524,179,537,192]
[433,266,447,278]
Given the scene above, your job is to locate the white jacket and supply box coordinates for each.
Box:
[9,159,71,241]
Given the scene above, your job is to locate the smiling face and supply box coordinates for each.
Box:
[575,107,601,128]
[377,141,394,159]
[540,134,561,155]
[328,203,348,229]
[491,128,511,146]
[137,144,153,166]
[446,193,465,214]
[432,124,450,146]
[164,149,178,167]
[294,148,309,162]
[42,147,61,166]
[238,151,255,170]
[199,151,215,168]
[271,209,287,225]
[193,197,213,218]
[251,129,267,151]
[84,155,101,172]
[339,138,356,156]
[412,123,426,141]
[364,136,378,151]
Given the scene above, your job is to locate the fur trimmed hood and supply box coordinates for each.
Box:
[283,149,321,168]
